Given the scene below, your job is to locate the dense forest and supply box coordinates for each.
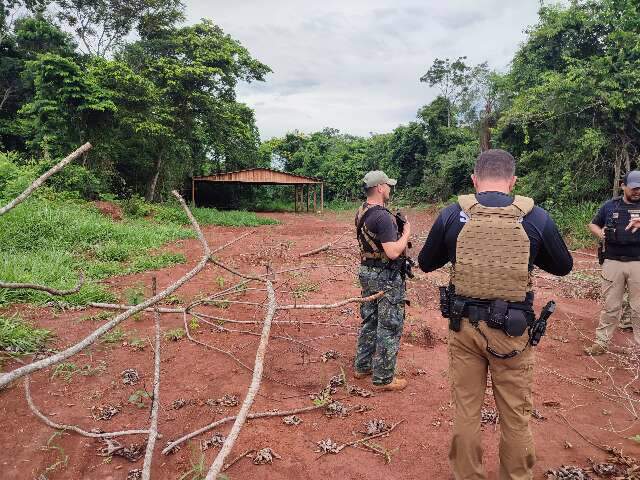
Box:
[1,0,639,209]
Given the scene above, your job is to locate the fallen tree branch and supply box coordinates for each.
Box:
[211,230,255,255]
[87,302,183,314]
[299,231,349,258]
[223,448,255,471]
[25,376,148,438]
[277,291,384,310]
[191,312,320,352]
[0,143,92,217]
[162,403,324,455]
[204,279,277,479]
[209,258,266,282]
[0,272,85,296]
[0,191,210,390]
[182,311,298,389]
[141,277,162,480]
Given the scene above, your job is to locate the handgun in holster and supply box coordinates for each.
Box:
[529,300,556,346]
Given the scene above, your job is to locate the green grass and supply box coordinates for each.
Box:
[0,315,51,353]
[0,196,277,306]
[549,202,599,250]
[164,328,185,341]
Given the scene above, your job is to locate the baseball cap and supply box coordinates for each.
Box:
[362,170,397,188]
[623,171,640,188]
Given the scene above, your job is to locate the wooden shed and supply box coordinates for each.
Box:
[192,168,324,213]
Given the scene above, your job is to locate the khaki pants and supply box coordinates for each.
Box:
[448,320,535,480]
[596,259,640,346]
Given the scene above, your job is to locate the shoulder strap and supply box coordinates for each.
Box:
[357,204,384,233]
[511,195,534,215]
[457,194,478,213]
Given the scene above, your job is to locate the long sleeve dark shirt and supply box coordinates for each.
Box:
[418,192,573,277]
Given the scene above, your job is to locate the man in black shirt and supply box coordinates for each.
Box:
[418,150,572,480]
[353,171,411,391]
[584,170,640,355]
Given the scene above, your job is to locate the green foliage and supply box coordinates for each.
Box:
[547,201,599,249]
[128,389,151,408]
[178,444,207,480]
[0,196,191,306]
[51,362,80,381]
[164,328,185,341]
[0,315,51,353]
[101,327,126,344]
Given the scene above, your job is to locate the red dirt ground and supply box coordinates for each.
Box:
[1,209,640,480]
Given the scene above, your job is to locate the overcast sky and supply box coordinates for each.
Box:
[184,1,542,140]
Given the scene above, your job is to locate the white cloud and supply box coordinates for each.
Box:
[184,0,541,139]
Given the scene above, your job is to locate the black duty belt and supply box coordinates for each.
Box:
[462,303,535,326]
[604,254,640,262]
[361,258,392,268]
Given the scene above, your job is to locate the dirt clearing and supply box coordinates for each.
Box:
[1,210,639,479]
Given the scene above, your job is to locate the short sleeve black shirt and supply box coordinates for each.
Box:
[355,205,398,243]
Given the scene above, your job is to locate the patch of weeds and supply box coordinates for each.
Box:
[128,389,151,409]
[79,360,107,377]
[51,362,80,382]
[127,337,147,351]
[101,327,127,344]
[215,276,225,288]
[178,444,207,480]
[164,294,184,305]
[51,361,106,381]
[189,316,200,330]
[310,387,333,406]
[94,242,131,262]
[292,281,319,299]
[164,328,185,342]
[0,315,51,354]
[210,299,230,309]
[129,252,186,273]
[124,284,145,306]
[79,311,111,323]
[41,431,69,475]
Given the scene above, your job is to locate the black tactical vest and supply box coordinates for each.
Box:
[604,198,640,260]
[355,203,398,264]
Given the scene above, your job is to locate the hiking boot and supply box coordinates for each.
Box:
[353,370,372,379]
[372,377,407,391]
[584,343,607,356]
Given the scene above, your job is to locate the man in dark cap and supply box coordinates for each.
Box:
[353,170,411,391]
[585,170,640,355]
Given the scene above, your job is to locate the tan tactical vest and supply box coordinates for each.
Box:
[452,194,534,302]
[355,203,397,263]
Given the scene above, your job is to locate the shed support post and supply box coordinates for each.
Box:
[191,178,195,206]
[320,183,324,214]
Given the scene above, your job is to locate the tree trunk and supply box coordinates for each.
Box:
[613,149,622,198]
[146,155,163,202]
[479,102,492,151]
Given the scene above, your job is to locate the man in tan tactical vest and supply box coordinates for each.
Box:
[353,171,412,391]
[418,150,573,480]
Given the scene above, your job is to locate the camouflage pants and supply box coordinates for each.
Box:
[354,265,406,385]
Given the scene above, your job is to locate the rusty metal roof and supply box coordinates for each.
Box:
[193,168,322,185]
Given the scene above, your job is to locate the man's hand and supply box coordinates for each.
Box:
[625,218,640,233]
[402,220,411,238]
[589,223,605,241]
